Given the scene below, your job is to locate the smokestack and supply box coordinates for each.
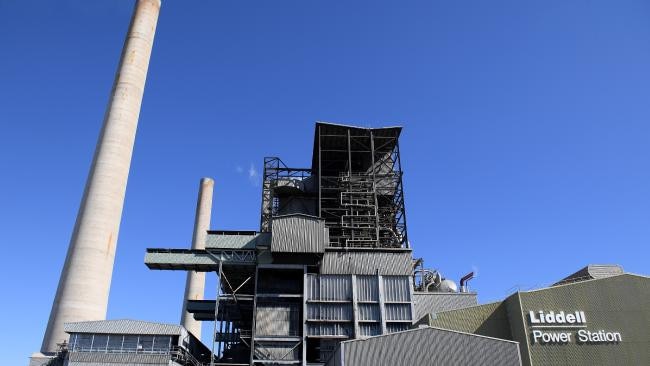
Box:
[181,177,214,338]
[39,0,161,353]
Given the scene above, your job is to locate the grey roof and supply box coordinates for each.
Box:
[205,232,270,249]
[145,248,256,271]
[64,319,182,335]
[327,326,521,366]
[553,264,624,286]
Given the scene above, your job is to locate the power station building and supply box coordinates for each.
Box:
[29,1,650,365]
[32,121,650,366]
[144,122,514,365]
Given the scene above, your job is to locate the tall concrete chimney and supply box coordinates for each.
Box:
[181,177,214,338]
[39,0,161,354]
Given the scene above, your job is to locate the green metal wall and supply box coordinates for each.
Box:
[428,274,650,366]
[429,301,513,341]
[517,274,650,366]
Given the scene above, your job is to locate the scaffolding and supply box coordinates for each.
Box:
[260,123,409,249]
[147,123,415,365]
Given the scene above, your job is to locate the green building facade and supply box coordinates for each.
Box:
[426,271,650,366]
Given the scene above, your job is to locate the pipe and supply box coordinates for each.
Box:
[460,271,475,293]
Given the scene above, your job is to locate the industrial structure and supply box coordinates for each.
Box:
[29,0,650,364]
[144,122,508,365]
[31,0,161,364]
[423,265,650,366]
[56,320,211,366]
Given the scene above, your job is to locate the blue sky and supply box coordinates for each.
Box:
[1,0,649,362]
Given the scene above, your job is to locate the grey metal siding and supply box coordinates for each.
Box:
[306,275,352,301]
[355,276,379,301]
[384,303,411,321]
[357,304,381,321]
[339,327,521,366]
[358,323,382,337]
[306,323,354,337]
[271,214,327,253]
[413,292,478,320]
[382,276,411,302]
[307,303,353,321]
[320,251,412,275]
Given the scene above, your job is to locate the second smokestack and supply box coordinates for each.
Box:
[181,177,214,338]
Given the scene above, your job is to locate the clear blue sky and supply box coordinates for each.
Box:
[1,0,649,363]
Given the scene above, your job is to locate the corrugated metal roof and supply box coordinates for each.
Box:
[64,319,182,335]
[327,326,521,366]
[205,232,270,249]
[320,250,413,275]
[68,352,170,365]
[271,214,327,253]
[145,249,256,271]
[552,264,624,286]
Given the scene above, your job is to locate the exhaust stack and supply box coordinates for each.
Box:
[460,272,475,293]
[181,177,214,338]
[39,0,161,353]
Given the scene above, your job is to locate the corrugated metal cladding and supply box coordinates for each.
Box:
[307,322,354,337]
[520,274,650,366]
[326,327,522,366]
[64,319,182,335]
[205,232,269,249]
[384,304,411,321]
[307,303,353,321]
[359,323,382,337]
[356,276,379,301]
[306,274,352,301]
[271,214,328,253]
[67,352,170,365]
[357,303,381,321]
[553,264,624,285]
[427,301,513,341]
[412,292,478,320]
[320,251,412,275]
[382,276,411,302]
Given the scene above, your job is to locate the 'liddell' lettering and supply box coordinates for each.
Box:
[529,310,586,324]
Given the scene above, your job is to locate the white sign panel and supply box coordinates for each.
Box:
[527,310,622,345]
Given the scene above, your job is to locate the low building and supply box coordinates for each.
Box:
[30,319,211,366]
[421,265,650,366]
[325,326,521,366]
